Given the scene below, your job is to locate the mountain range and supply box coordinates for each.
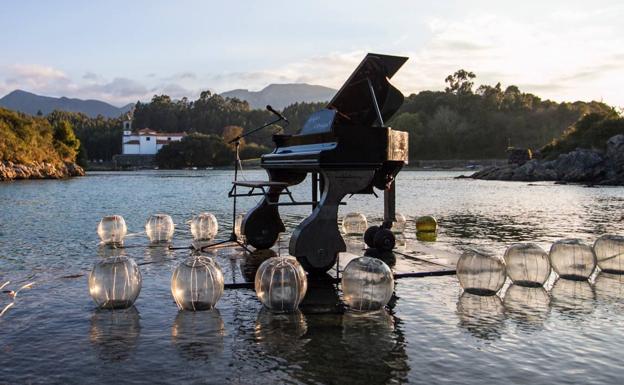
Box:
[0,90,134,118]
[0,83,337,118]
[221,83,336,109]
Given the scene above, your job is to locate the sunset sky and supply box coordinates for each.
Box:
[1,0,622,107]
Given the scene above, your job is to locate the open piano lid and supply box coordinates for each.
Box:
[327,53,408,126]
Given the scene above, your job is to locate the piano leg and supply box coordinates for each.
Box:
[290,169,375,273]
[243,170,306,250]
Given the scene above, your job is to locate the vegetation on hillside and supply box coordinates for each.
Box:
[388,70,614,160]
[540,111,624,159]
[0,107,80,166]
[3,69,618,169]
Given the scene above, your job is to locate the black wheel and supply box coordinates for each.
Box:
[373,229,395,251]
[244,215,281,249]
[364,226,380,248]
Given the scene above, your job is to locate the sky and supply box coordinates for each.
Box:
[0,0,622,107]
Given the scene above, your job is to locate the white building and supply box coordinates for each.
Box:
[122,120,186,155]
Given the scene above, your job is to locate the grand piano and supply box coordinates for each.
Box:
[241,53,409,273]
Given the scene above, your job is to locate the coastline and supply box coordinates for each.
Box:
[0,161,85,182]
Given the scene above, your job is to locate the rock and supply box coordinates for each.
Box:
[511,160,556,181]
[0,160,84,182]
[553,149,604,182]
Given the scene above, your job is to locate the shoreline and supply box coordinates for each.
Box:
[0,161,85,182]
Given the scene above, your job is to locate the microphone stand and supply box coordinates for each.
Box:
[200,116,286,253]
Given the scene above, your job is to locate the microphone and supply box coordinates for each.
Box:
[266,105,289,124]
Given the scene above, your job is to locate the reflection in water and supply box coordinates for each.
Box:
[503,284,550,328]
[144,244,174,263]
[300,274,342,314]
[416,231,437,242]
[457,292,505,340]
[89,307,141,362]
[96,245,126,259]
[395,234,407,251]
[255,308,308,345]
[443,213,547,245]
[171,309,225,361]
[595,272,624,304]
[551,278,595,316]
[239,249,276,283]
[363,249,397,268]
[344,236,366,254]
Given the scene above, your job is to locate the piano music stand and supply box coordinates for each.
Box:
[200,116,286,254]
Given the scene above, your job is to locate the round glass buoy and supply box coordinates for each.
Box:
[549,239,596,280]
[145,213,175,243]
[89,256,142,309]
[171,256,224,311]
[342,256,394,312]
[391,213,407,234]
[97,215,127,245]
[416,215,437,233]
[190,212,219,241]
[593,234,624,273]
[255,256,307,313]
[456,248,506,296]
[234,213,245,240]
[503,243,551,287]
[342,212,368,235]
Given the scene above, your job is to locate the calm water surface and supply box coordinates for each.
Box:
[1,170,624,384]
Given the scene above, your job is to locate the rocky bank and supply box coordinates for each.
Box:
[0,161,85,181]
[469,134,624,185]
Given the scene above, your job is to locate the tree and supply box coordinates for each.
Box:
[445,69,476,95]
[51,119,80,161]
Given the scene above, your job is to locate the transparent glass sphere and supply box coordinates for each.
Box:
[89,256,142,309]
[171,256,224,311]
[416,215,437,233]
[97,215,127,245]
[255,256,307,313]
[145,213,175,243]
[549,239,596,280]
[456,248,506,296]
[341,212,368,235]
[190,212,218,241]
[391,212,407,234]
[503,243,551,287]
[593,234,624,273]
[234,213,245,240]
[342,256,394,312]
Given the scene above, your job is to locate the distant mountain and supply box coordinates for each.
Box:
[221,83,336,110]
[0,90,133,118]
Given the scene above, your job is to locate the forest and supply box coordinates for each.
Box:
[2,70,621,169]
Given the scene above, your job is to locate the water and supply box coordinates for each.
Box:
[1,170,624,384]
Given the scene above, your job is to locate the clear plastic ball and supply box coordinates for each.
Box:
[549,239,596,280]
[503,243,551,287]
[456,248,506,296]
[89,256,142,309]
[97,215,127,245]
[190,212,219,241]
[593,234,624,273]
[341,212,368,235]
[416,215,437,233]
[234,213,245,240]
[171,256,224,311]
[391,212,407,234]
[255,256,307,313]
[342,256,394,312]
[145,213,175,243]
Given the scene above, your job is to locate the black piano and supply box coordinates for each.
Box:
[241,53,409,273]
